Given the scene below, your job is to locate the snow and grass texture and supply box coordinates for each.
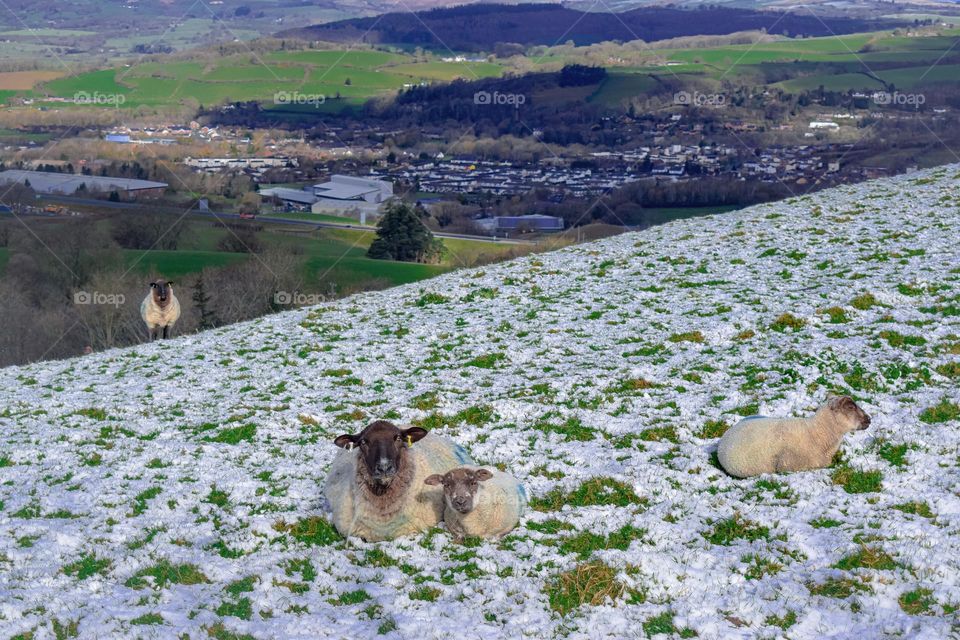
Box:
[1,166,959,638]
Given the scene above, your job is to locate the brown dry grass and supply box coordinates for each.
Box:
[546,562,626,615]
[0,71,64,90]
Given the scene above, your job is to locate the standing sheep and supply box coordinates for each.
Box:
[323,420,475,541]
[140,280,181,341]
[717,396,871,478]
[424,466,527,541]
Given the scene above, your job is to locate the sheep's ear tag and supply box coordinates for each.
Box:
[407,435,413,447]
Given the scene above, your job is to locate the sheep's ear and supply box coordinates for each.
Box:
[333,434,358,449]
[149,282,157,288]
[474,469,494,482]
[401,427,428,446]
[167,281,175,286]
[829,396,853,411]
[424,474,443,486]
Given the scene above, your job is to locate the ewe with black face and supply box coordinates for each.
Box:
[140,279,181,341]
[324,420,474,541]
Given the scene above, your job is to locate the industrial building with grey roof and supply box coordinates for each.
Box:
[0,170,168,199]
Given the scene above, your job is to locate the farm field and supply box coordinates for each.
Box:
[0,165,957,638]
[25,49,507,111]
[0,71,64,91]
[0,27,955,112]
[541,28,960,97]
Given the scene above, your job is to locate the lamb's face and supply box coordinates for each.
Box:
[334,420,428,487]
[828,396,871,431]
[425,468,493,514]
[150,280,174,305]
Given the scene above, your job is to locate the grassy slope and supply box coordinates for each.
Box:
[31,50,507,110]
[0,165,957,638]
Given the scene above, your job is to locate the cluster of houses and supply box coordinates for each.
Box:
[364,141,847,198]
[373,159,640,198]
[184,157,298,179]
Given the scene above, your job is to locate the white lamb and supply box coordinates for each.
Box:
[425,466,527,541]
[717,396,871,478]
[323,420,475,542]
[140,279,181,341]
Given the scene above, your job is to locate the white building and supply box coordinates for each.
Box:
[311,175,393,204]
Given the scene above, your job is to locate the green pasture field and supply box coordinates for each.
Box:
[587,72,659,106]
[28,49,506,110]
[641,205,741,226]
[116,218,521,288]
[124,250,250,278]
[8,26,959,113]
[386,61,504,81]
[259,211,370,225]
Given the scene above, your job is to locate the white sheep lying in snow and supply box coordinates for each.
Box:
[323,420,475,541]
[717,396,871,478]
[140,280,181,341]
[425,466,527,541]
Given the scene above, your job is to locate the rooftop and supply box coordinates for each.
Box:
[0,170,168,194]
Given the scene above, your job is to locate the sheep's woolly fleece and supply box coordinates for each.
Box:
[1,166,959,639]
[325,434,474,541]
[441,466,527,540]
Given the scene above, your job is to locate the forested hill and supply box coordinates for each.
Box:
[279,3,899,50]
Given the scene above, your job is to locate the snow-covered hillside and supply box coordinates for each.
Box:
[1,167,959,640]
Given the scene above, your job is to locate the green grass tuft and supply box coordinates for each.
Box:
[409,586,441,602]
[336,589,371,605]
[669,331,705,343]
[851,293,878,310]
[130,613,164,625]
[125,559,208,590]
[770,313,805,332]
[834,546,899,571]
[807,577,868,598]
[63,553,111,580]
[204,423,256,444]
[556,524,646,559]
[831,465,883,494]
[696,420,729,439]
[919,399,960,424]
[215,597,253,620]
[704,514,770,546]
[891,502,934,518]
[899,588,936,615]
[274,516,340,546]
[531,477,646,511]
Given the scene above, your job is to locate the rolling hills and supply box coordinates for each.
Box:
[16,23,960,115]
[279,3,899,51]
[0,166,958,638]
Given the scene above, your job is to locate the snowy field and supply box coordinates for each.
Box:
[1,166,958,639]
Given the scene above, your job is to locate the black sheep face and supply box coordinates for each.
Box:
[334,420,428,485]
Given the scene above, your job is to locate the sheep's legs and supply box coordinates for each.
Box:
[162,326,169,340]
